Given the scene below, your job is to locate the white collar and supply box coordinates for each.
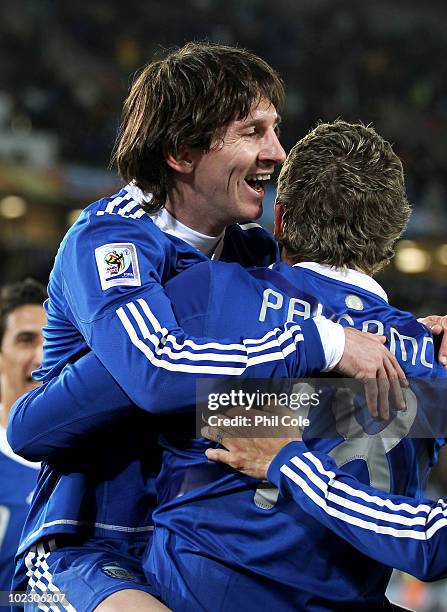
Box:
[150,208,225,257]
[124,183,225,257]
[293,262,388,302]
[0,417,40,469]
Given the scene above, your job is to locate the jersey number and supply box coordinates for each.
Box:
[254,385,418,509]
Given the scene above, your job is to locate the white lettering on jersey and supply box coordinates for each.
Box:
[259,289,283,322]
[389,327,426,368]
[421,336,434,369]
[258,290,433,370]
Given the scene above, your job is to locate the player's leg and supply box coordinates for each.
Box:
[94,588,169,611]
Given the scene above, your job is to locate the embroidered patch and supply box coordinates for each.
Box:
[101,564,137,581]
[345,294,364,311]
[95,243,141,290]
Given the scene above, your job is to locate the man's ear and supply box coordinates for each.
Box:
[274,200,284,240]
[164,145,200,174]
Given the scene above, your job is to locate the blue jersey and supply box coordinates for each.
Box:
[268,439,447,583]
[9,185,324,560]
[145,260,446,611]
[0,426,39,591]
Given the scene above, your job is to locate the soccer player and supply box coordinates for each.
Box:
[8,45,400,611]
[0,279,46,592]
[134,121,446,610]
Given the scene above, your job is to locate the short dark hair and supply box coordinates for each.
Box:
[113,41,285,212]
[277,121,411,275]
[0,278,47,345]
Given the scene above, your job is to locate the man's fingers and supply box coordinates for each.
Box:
[376,371,390,420]
[383,357,406,412]
[386,351,408,389]
[363,378,378,418]
[420,315,447,367]
[201,425,228,447]
[205,448,233,466]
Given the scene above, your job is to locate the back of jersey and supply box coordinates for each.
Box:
[147,260,446,611]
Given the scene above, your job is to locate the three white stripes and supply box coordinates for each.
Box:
[117,297,304,375]
[96,193,145,219]
[280,452,447,541]
[24,543,76,611]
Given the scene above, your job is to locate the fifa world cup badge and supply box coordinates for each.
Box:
[95,243,141,290]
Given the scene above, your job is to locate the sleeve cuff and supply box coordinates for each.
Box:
[312,316,345,371]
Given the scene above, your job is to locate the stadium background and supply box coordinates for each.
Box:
[0,1,446,609]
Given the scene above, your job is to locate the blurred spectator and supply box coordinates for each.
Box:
[0,278,46,592]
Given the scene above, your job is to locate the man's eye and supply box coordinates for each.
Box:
[16,335,34,344]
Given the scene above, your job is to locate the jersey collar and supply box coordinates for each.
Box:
[149,208,225,257]
[125,182,226,258]
[293,262,388,302]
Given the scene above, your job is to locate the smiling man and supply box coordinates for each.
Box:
[159,97,282,235]
[0,279,46,593]
[8,45,404,612]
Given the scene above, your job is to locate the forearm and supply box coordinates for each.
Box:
[8,352,132,461]
[85,289,327,413]
[268,442,447,581]
[8,302,326,460]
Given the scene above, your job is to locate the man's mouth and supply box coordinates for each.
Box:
[244,174,271,194]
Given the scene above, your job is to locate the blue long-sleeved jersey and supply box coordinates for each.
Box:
[268,439,447,582]
[142,260,447,611]
[9,185,325,559]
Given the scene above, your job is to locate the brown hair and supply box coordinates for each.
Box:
[113,41,284,212]
[277,120,411,275]
[0,278,47,346]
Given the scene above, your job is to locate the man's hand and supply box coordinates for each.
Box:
[419,314,447,367]
[202,422,298,480]
[334,328,407,420]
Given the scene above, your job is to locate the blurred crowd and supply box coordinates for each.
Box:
[0,0,447,233]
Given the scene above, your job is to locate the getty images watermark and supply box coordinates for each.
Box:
[196,377,447,439]
[207,389,320,411]
[196,380,324,437]
[206,388,318,429]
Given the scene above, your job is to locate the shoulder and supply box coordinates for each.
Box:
[223,223,279,267]
[90,183,151,221]
[59,189,178,289]
[165,261,214,323]
[68,186,166,247]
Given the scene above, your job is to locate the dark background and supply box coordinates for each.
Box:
[0,2,446,608]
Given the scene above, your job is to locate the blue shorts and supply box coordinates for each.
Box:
[14,535,159,611]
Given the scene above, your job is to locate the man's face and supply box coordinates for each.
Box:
[0,304,46,406]
[192,98,286,231]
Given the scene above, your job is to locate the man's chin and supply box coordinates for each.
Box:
[237,203,263,224]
